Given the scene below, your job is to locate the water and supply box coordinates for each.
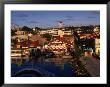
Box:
[11,58,75,77]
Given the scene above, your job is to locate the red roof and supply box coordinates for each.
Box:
[49,37,72,45]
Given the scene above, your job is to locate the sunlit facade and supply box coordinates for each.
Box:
[95,38,100,55]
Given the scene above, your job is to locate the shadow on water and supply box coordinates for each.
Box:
[13,69,44,77]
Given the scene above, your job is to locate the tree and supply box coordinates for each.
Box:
[30,30,37,35]
[80,25,94,34]
[42,33,52,41]
[35,27,40,30]
[73,31,80,48]
[11,29,17,36]
[21,26,31,31]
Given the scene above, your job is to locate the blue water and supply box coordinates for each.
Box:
[11,60,75,77]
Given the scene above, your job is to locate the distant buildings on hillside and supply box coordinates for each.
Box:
[11,26,100,55]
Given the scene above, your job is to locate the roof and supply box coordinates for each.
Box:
[49,37,72,46]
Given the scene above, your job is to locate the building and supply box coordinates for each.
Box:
[29,35,47,47]
[95,38,100,55]
[47,35,74,54]
[48,38,67,54]
[15,30,26,35]
[39,28,72,37]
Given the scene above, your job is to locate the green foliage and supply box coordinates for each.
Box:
[74,48,83,58]
[42,33,52,41]
[80,25,94,33]
[21,26,41,35]
[30,31,37,35]
[21,26,31,31]
[35,27,41,30]
[44,42,48,45]
[11,29,17,36]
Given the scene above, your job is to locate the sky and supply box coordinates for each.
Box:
[11,11,100,28]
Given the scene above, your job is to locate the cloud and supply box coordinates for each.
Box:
[64,18,73,21]
[28,21,39,24]
[88,16,96,19]
[65,16,73,19]
[64,16,74,21]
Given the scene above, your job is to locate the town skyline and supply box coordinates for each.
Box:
[11,11,100,28]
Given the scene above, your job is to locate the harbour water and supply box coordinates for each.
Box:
[11,57,75,77]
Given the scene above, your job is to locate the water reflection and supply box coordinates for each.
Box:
[11,56,75,77]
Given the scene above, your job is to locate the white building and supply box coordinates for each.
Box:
[95,38,100,55]
[39,28,72,37]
